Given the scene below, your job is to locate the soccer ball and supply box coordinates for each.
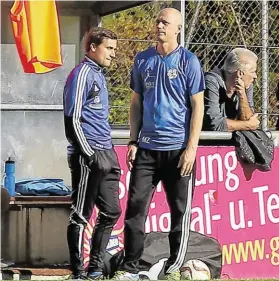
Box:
[180,259,211,280]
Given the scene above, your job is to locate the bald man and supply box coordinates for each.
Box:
[113,8,205,281]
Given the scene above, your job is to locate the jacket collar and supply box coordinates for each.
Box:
[84,55,102,72]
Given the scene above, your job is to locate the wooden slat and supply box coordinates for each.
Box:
[9,196,71,206]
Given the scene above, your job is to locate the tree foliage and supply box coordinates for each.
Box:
[102,0,279,127]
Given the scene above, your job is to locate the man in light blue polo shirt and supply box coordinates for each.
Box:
[114,8,205,281]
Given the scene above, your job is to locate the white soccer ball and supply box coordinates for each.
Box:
[180,259,211,280]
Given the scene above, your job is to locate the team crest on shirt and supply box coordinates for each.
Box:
[167,68,178,79]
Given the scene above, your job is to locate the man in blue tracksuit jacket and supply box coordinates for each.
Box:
[63,27,120,280]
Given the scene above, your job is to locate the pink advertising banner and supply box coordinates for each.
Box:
[83,146,279,279]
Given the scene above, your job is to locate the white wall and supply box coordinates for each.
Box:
[1,2,99,186]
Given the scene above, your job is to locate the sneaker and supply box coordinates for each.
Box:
[163,270,181,280]
[88,271,104,280]
[68,271,87,280]
[112,270,140,281]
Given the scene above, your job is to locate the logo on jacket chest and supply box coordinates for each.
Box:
[88,81,103,109]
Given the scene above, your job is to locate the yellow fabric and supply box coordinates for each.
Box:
[10,0,62,73]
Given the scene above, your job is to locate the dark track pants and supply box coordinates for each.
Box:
[121,148,195,274]
[67,149,121,274]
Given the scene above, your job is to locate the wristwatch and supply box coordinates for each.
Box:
[127,140,139,147]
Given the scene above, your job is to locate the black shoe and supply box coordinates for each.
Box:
[68,271,88,280]
[87,271,104,280]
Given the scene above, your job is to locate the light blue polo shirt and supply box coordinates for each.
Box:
[130,46,205,150]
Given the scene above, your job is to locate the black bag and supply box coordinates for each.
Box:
[106,231,222,279]
[139,231,222,280]
[233,129,274,171]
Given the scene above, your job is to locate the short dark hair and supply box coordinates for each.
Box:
[85,27,117,53]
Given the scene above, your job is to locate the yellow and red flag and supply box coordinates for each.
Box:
[10,0,62,73]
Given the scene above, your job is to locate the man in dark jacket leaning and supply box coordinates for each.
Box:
[203,48,260,131]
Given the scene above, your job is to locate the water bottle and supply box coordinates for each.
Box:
[3,157,15,196]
